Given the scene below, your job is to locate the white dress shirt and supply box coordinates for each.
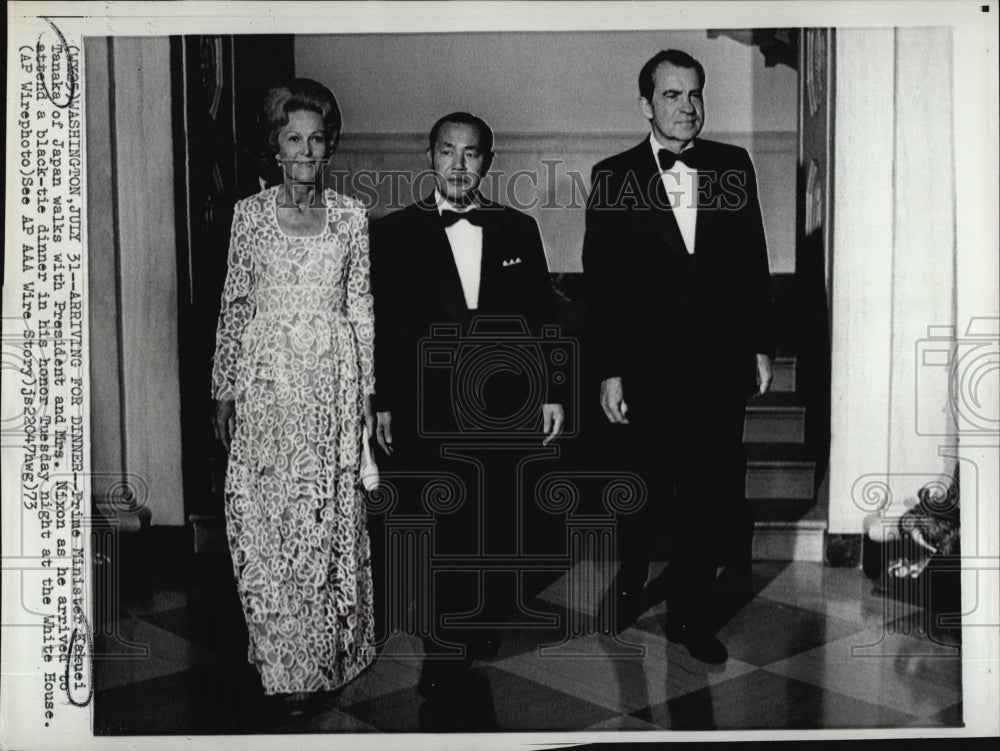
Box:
[436,190,483,310]
[650,132,698,254]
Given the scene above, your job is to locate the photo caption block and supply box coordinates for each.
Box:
[3,14,92,743]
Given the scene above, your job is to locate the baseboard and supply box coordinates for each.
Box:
[752,519,826,562]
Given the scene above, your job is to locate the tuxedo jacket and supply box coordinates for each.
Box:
[582,138,776,402]
[370,195,557,424]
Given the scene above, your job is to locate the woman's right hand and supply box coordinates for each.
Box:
[212,399,236,451]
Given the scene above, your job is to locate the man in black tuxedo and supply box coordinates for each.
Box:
[583,50,775,663]
[370,112,564,696]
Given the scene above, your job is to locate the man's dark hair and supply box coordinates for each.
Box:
[427,111,495,159]
[638,50,706,101]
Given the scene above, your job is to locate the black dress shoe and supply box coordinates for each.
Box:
[664,614,689,644]
[665,616,728,664]
[684,632,729,664]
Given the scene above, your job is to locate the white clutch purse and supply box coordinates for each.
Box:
[361,424,380,492]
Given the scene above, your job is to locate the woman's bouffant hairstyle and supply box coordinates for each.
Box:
[257,78,342,182]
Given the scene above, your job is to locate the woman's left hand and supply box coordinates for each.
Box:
[364,394,377,446]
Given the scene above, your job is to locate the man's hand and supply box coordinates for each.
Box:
[212,399,236,450]
[755,354,774,395]
[541,403,565,445]
[600,377,629,424]
[376,411,394,455]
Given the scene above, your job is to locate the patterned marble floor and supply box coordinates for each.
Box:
[93,552,963,735]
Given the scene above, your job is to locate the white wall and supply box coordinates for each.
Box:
[296,31,797,134]
[828,27,997,544]
[86,38,184,525]
[828,41,1000,728]
[296,30,798,272]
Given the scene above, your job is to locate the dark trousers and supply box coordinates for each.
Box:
[366,408,519,654]
[612,364,752,630]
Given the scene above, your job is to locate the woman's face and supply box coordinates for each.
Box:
[276,109,328,183]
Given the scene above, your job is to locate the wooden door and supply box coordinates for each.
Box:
[171,35,294,522]
[795,28,835,489]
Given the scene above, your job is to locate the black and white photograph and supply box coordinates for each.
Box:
[2,1,998,748]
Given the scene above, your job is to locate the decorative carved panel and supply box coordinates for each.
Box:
[170,35,294,518]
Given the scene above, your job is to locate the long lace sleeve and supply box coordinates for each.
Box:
[211,201,256,400]
[345,205,375,398]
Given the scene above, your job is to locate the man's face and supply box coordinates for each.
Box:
[639,62,705,150]
[429,121,489,203]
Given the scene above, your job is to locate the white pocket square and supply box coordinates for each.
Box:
[502,257,523,267]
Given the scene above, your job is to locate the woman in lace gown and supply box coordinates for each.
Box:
[211,79,375,699]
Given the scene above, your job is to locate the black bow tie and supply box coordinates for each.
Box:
[440,208,485,227]
[657,147,704,171]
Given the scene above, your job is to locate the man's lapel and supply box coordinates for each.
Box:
[476,201,502,310]
[691,138,717,259]
[415,195,469,322]
[631,141,691,260]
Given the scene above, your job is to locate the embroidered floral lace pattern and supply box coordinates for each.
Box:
[212,187,375,694]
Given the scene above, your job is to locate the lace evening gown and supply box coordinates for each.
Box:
[211,187,375,694]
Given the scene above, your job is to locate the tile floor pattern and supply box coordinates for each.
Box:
[94,556,963,734]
